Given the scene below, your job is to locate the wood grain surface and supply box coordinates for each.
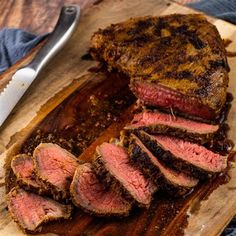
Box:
[0,0,98,34]
[0,0,236,235]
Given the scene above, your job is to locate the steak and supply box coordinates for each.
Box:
[94,142,157,207]
[33,143,79,200]
[11,154,47,194]
[128,134,198,196]
[125,110,219,144]
[70,163,132,216]
[7,187,72,232]
[90,14,229,120]
[137,131,227,179]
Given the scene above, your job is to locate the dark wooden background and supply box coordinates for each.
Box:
[0,0,98,34]
[0,0,186,35]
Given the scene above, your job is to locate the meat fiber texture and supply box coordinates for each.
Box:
[137,131,228,179]
[90,14,229,120]
[128,134,198,196]
[94,142,157,208]
[70,163,132,216]
[11,154,47,194]
[125,110,219,144]
[7,187,72,232]
[33,143,79,200]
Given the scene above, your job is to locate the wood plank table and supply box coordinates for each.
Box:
[0,0,236,235]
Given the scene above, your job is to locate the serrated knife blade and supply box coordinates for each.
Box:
[0,5,80,127]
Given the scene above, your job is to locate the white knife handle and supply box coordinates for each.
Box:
[28,5,80,73]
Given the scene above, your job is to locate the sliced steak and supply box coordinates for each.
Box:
[70,163,132,216]
[90,14,229,120]
[11,154,47,194]
[137,131,227,179]
[125,110,219,144]
[7,187,72,232]
[33,143,79,199]
[94,142,157,207]
[128,134,198,196]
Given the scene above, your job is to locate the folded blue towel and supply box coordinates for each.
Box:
[0,29,46,73]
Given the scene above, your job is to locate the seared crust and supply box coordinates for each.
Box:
[128,134,198,196]
[33,143,78,201]
[125,123,217,145]
[90,14,229,119]
[70,164,132,216]
[11,154,48,195]
[7,187,72,233]
[136,131,214,179]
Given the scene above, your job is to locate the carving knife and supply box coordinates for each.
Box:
[0,5,80,127]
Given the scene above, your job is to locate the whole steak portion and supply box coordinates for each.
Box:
[90,14,229,120]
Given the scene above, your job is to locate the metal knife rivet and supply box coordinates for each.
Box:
[65,6,76,14]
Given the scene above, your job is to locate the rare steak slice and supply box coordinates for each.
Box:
[90,14,229,120]
[7,187,72,232]
[70,163,132,216]
[137,131,227,179]
[128,134,198,195]
[94,142,157,208]
[33,143,79,199]
[125,110,219,144]
[11,154,47,194]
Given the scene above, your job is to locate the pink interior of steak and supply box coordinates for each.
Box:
[34,143,78,191]
[154,135,227,172]
[131,80,215,120]
[7,188,71,231]
[98,143,156,206]
[11,154,41,188]
[72,163,131,214]
[133,135,198,187]
[128,110,219,134]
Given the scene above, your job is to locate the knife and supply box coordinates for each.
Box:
[0,5,80,127]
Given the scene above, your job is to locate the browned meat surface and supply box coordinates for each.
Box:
[33,143,79,199]
[11,154,47,194]
[7,187,72,232]
[137,131,228,179]
[125,110,219,144]
[70,163,132,216]
[94,142,157,208]
[90,14,229,120]
[128,134,198,196]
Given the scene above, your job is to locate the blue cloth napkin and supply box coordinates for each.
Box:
[188,0,236,24]
[0,29,46,73]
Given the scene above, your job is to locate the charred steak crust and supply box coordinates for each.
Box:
[7,187,72,232]
[70,163,132,216]
[11,154,48,195]
[128,135,198,196]
[93,157,135,204]
[33,143,79,201]
[136,131,213,179]
[90,14,229,120]
[93,143,157,208]
[126,123,217,145]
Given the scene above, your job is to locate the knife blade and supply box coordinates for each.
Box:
[0,5,80,127]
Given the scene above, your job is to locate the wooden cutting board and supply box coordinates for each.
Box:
[0,0,236,235]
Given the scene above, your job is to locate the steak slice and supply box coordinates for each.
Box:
[70,163,132,216]
[90,14,229,120]
[125,110,219,144]
[94,142,157,207]
[33,143,79,200]
[128,134,198,196]
[137,131,227,179]
[11,154,47,194]
[7,187,72,232]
